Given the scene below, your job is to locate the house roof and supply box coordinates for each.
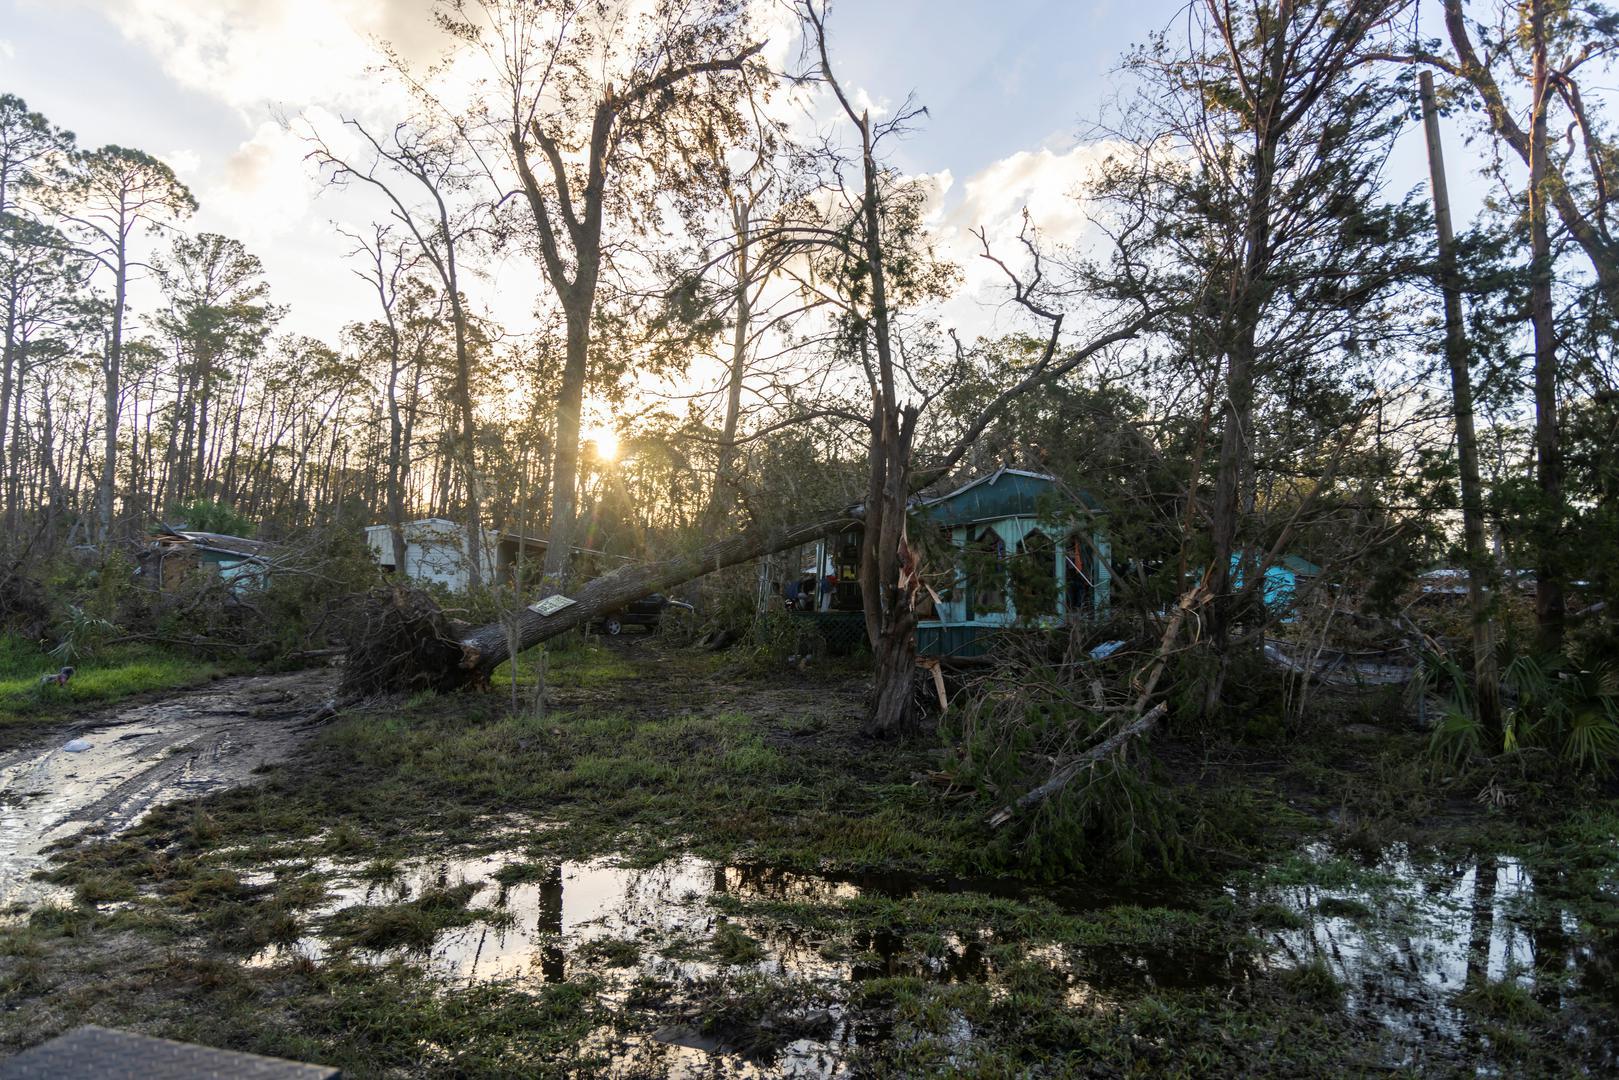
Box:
[921,467,1102,526]
[1280,554,1322,577]
[153,525,272,561]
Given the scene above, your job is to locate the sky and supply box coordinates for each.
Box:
[1,0,1490,352]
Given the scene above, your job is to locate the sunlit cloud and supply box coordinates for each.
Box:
[85,0,436,115]
[924,139,1116,339]
[162,148,201,177]
[204,117,331,243]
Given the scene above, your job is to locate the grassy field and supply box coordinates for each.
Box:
[0,634,228,751]
[1,637,1614,1077]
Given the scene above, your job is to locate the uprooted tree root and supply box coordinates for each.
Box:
[340,586,469,699]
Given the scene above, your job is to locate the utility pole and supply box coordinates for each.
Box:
[1420,69,1500,732]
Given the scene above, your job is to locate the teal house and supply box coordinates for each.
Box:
[915,469,1110,657]
[790,469,1110,657]
[1231,551,1322,618]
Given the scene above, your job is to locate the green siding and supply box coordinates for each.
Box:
[916,623,993,658]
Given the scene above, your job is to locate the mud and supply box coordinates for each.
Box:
[0,670,334,908]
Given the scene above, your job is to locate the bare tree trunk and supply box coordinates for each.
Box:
[1204,133,1276,714]
[0,285,16,529]
[445,283,483,590]
[705,194,753,530]
[539,305,590,591]
[99,247,127,542]
[192,351,214,500]
[385,348,410,573]
[1527,0,1564,655]
[7,359,24,529]
[1421,69,1501,731]
[221,359,250,503]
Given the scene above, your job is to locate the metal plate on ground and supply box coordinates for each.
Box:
[0,1025,340,1079]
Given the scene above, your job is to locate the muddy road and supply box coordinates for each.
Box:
[0,670,334,908]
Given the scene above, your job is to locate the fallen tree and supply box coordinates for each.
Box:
[985,703,1167,829]
[341,507,859,698]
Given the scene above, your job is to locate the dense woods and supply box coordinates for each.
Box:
[5,0,1617,745]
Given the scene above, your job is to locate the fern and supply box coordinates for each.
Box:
[1428,704,1483,771]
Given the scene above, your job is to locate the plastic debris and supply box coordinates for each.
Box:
[1089,640,1126,660]
[62,738,93,753]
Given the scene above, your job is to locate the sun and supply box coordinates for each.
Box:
[586,425,619,462]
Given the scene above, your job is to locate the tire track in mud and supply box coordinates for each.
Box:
[0,670,335,909]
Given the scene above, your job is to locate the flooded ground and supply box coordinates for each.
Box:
[232,838,1614,1077]
[0,671,333,908]
[2,645,1612,1076]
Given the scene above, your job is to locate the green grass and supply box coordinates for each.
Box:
[0,634,226,748]
[488,639,637,691]
[6,641,1617,1078]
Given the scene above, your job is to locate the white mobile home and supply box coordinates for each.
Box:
[364,518,548,592]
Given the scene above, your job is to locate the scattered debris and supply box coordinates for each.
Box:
[61,739,92,753]
[38,665,75,688]
[1089,640,1125,660]
[139,525,275,594]
[1262,639,1417,687]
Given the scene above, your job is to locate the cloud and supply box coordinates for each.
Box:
[945,143,1105,251]
[0,39,15,60]
[204,117,329,242]
[163,148,201,176]
[920,140,1120,341]
[87,0,432,114]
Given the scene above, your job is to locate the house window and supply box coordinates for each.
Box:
[1066,536,1096,617]
[966,527,1005,617]
[833,532,863,611]
[1012,529,1059,618]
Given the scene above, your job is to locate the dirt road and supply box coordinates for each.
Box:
[0,670,334,908]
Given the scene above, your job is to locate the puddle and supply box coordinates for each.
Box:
[247,850,1084,1076]
[0,671,332,911]
[250,853,960,984]
[1245,842,1614,1071]
[239,839,1619,1074]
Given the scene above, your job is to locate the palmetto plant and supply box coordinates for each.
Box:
[1420,647,1619,774]
[48,605,116,666]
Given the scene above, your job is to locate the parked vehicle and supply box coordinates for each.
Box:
[594,594,692,635]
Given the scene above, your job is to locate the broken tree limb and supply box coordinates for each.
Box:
[986,702,1166,829]
[341,507,859,698]
[978,583,1203,830]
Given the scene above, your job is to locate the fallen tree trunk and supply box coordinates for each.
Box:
[986,702,1166,829]
[341,507,859,698]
